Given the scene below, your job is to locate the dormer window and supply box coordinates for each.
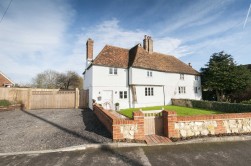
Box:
[147,71,152,77]
[180,74,184,80]
[109,67,118,75]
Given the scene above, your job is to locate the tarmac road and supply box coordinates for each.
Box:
[1,140,251,166]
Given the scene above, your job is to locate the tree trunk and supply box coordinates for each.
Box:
[216,90,221,101]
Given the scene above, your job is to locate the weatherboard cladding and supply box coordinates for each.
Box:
[92,44,199,75]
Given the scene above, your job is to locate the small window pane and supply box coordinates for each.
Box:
[119,91,123,99]
[150,72,152,77]
[151,88,153,96]
[114,68,117,74]
[109,68,113,74]
[124,91,127,99]
[148,88,150,96]
[147,71,149,77]
[180,74,184,80]
[145,87,148,96]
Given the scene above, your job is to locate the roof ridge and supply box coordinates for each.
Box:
[105,44,129,50]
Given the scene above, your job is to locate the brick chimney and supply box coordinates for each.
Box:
[143,35,153,54]
[86,38,94,61]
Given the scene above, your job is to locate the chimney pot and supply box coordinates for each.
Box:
[143,35,153,54]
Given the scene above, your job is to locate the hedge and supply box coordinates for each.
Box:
[171,99,251,113]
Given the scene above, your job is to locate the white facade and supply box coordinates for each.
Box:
[84,65,202,109]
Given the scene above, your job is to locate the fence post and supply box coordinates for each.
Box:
[75,88,79,109]
[162,110,179,138]
[27,89,32,110]
[133,111,145,140]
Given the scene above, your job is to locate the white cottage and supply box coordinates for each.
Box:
[83,36,201,110]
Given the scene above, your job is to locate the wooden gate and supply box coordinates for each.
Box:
[79,89,89,108]
[143,110,163,135]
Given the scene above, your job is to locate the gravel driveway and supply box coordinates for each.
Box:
[0,109,112,153]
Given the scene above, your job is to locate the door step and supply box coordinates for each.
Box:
[145,135,172,145]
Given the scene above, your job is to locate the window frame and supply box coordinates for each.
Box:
[180,74,184,80]
[195,76,199,80]
[147,71,153,77]
[178,86,186,94]
[194,87,198,93]
[145,87,154,96]
[119,91,127,99]
[109,67,118,75]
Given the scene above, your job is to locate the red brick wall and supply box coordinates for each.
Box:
[163,110,251,138]
[0,74,12,87]
[93,104,145,141]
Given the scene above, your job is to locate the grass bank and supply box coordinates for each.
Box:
[119,105,225,119]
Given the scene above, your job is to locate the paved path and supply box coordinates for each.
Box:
[1,140,251,166]
[0,109,112,153]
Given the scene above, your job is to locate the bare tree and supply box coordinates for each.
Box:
[32,70,83,89]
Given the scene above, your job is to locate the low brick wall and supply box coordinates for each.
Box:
[93,104,144,141]
[163,111,251,138]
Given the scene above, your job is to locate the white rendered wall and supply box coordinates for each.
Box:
[92,65,129,109]
[83,67,93,109]
[132,86,164,108]
[84,65,202,110]
[130,67,201,106]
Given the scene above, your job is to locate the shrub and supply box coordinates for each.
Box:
[241,99,251,105]
[172,99,251,113]
[0,100,12,107]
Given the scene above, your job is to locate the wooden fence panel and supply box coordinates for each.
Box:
[79,89,89,108]
[30,91,76,109]
[0,88,80,110]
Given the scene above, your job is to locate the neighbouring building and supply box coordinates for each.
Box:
[83,36,201,109]
[0,71,14,87]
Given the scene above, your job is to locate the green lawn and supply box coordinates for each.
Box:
[119,105,224,118]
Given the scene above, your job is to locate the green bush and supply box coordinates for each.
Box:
[0,100,12,107]
[241,99,251,105]
[172,99,251,113]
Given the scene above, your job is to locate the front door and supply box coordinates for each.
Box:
[102,90,113,110]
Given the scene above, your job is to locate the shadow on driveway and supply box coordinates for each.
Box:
[81,108,112,139]
[20,109,112,144]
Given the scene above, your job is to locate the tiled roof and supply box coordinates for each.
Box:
[92,45,129,68]
[92,44,199,75]
[130,45,199,75]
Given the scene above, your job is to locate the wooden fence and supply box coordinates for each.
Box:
[0,88,89,110]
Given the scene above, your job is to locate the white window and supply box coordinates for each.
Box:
[180,74,184,80]
[194,87,198,93]
[195,76,199,80]
[145,87,154,96]
[119,91,127,99]
[147,71,152,77]
[178,86,186,94]
[109,67,118,75]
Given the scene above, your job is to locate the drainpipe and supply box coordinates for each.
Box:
[163,85,166,106]
[128,67,131,108]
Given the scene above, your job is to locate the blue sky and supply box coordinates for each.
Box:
[0,0,251,84]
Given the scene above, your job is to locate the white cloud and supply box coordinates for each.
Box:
[71,18,190,70]
[0,0,74,83]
